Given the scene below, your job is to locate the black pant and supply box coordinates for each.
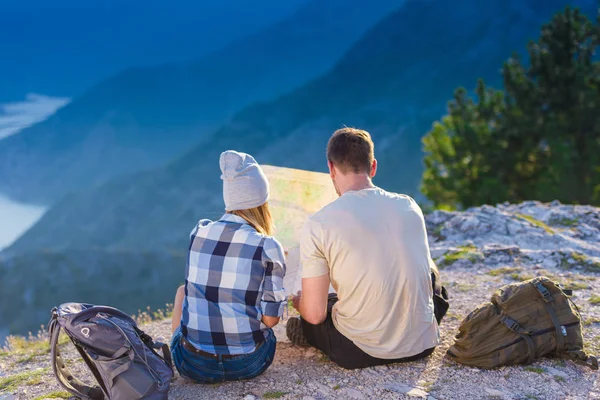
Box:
[301,294,436,370]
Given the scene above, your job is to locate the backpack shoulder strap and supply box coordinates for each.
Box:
[49,318,106,399]
[153,341,174,369]
[533,280,566,352]
[134,326,174,369]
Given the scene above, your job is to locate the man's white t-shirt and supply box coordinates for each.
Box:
[300,187,440,359]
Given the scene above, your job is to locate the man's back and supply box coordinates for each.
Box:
[301,187,440,359]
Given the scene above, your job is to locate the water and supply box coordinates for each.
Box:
[0,194,47,251]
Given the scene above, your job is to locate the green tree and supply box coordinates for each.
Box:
[422,6,600,209]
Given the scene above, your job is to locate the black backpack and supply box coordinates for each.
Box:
[48,302,174,399]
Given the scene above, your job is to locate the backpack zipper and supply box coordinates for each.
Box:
[491,321,580,353]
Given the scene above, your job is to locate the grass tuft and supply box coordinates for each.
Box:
[1,333,70,365]
[524,366,545,374]
[432,225,446,241]
[32,391,72,400]
[561,252,600,273]
[548,216,579,227]
[263,391,288,399]
[332,385,341,390]
[133,303,174,326]
[562,280,590,290]
[487,267,521,277]
[439,245,482,268]
[509,272,534,281]
[455,283,477,292]
[0,368,48,392]
[589,295,600,305]
[516,213,555,234]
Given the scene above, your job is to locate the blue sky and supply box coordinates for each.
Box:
[0,0,307,102]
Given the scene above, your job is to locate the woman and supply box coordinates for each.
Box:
[170,150,287,383]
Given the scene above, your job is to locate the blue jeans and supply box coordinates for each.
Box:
[170,327,276,383]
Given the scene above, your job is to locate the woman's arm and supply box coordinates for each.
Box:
[261,315,280,328]
[260,238,287,327]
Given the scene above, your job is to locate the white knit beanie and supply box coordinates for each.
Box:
[220,150,270,211]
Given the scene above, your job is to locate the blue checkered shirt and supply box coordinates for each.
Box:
[181,213,287,355]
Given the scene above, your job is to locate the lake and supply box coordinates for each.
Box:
[0,193,47,251]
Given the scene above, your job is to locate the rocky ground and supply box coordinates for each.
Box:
[0,201,599,400]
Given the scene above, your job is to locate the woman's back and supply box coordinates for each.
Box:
[170,150,286,383]
[182,214,286,356]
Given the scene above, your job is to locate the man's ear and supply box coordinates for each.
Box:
[328,160,336,178]
[370,159,377,178]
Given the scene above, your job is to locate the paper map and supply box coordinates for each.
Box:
[262,165,338,295]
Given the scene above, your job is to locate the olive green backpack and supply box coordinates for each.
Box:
[447,276,598,370]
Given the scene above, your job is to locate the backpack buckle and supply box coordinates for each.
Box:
[535,282,553,302]
[500,315,522,332]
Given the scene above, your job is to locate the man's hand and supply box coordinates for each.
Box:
[291,291,302,311]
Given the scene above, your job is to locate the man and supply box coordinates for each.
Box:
[286,127,442,370]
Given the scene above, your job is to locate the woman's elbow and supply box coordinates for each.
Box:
[262,315,280,328]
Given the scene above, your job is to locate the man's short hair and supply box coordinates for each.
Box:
[326,127,375,174]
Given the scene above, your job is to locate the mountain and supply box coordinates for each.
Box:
[0,0,308,102]
[0,0,402,204]
[0,249,186,336]
[9,0,596,253]
[2,0,597,337]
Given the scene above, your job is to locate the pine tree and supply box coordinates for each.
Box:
[422,6,600,209]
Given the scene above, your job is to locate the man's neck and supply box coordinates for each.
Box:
[337,174,375,196]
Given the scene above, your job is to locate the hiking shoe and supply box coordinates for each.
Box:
[286,317,310,347]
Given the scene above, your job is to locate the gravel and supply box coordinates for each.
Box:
[1,201,599,400]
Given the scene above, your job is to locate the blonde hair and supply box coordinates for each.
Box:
[231,202,274,236]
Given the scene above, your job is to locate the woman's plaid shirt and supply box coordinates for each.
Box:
[181,213,287,355]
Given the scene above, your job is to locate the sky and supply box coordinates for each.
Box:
[0,0,307,102]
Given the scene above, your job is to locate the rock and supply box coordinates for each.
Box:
[484,388,513,399]
[361,368,379,377]
[544,366,569,380]
[428,210,453,225]
[308,381,331,396]
[304,348,317,358]
[382,383,428,398]
[407,388,429,398]
[343,388,367,399]
[0,395,17,400]
[243,395,257,400]
[302,397,316,400]
[483,245,520,264]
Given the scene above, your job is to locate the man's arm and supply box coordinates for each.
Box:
[294,218,331,325]
[296,273,330,324]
